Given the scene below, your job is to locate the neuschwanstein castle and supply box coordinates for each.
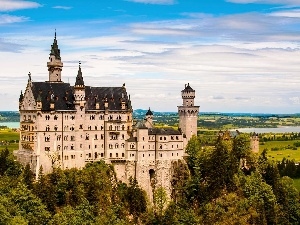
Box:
[14,33,199,198]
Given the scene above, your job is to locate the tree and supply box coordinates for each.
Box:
[125,178,147,222]
[22,164,34,190]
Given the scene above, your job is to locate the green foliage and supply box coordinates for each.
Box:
[0,147,22,177]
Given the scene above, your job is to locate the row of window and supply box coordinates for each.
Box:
[23,115,36,121]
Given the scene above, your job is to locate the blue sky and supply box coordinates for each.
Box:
[1,0,300,113]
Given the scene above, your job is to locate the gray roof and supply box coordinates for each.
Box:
[31,82,130,111]
[148,127,181,135]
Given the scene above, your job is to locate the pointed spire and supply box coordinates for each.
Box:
[146,107,153,116]
[19,90,23,103]
[75,61,84,86]
[50,30,61,60]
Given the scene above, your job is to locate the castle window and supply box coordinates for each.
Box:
[143,154,144,157]
[95,126,97,130]
[109,125,112,130]
[101,153,104,157]
[95,152,97,159]
[101,126,103,130]
[176,136,179,140]
[171,136,174,140]
[80,144,82,148]
[172,145,173,148]
[115,144,119,148]
[101,134,104,140]
[164,137,166,140]
[89,153,91,158]
[122,125,125,130]
[110,153,112,157]
[71,145,74,150]
[122,153,124,157]
[142,137,144,141]
[58,155,61,160]
[116,153,118,157]
[95,145,97,149]
[160,153,162,157]
[159,145,162,149]
[28,115,31,120]
[177,153,178,156]
[177,144,178,148]
[23,115,26,121]
[143,145,144,149]
[88,126,91,130]
[160,137,162,140]
[172,153,173,156]
[121,143,125,148]
[122,134,124,139]
[88,145,90,149]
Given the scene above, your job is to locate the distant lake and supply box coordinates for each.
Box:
[232,127,300,133]
[0,122,19,129]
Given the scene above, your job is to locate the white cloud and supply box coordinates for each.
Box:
[227,0,300,5]
[0,0,41,12]
[2,9,300,112]
[52,6,72,10]
[270,9,300,17]
[0,14,28,24]
[126,0,175,5]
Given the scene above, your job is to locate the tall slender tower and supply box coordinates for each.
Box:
[47,31,63,82]
[178,83,200,142]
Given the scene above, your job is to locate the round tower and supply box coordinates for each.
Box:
[144,107,153,128]
[178,83,200,143]
[47,31,63,82]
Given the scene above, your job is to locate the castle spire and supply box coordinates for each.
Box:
[47,31,63,82]
[75,61,84,87]
[50,30,60,60]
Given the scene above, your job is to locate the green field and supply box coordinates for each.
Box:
[260,141,300,162]
[0,129,19,152]
[293,178,300,192]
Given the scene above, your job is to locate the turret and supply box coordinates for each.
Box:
[19,91,23,109]
[74,62,85,109]
[181,83,195,107]
[178,83,200,144]
[47,31,63,82]
[144,107,153,128]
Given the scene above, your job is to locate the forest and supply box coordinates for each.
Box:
[0,132,300,224]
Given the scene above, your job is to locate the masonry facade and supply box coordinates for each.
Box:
[14,34,199,200]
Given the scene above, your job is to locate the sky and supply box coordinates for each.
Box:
[1,0,300,113]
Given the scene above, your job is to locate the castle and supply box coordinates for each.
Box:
[14,33,199,199]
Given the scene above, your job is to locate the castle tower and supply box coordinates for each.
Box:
[47,31,63,82]
[178,83,199,143]
[74,62,86,108]
[144,107,153,128]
